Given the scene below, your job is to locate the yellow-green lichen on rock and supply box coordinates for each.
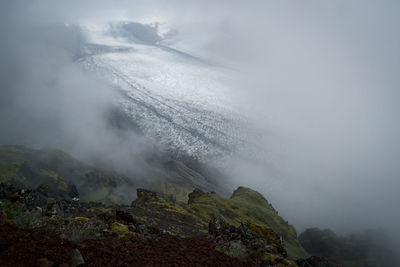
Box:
[132,189,193,217]
[187,189,240,226]
[229,187,308,259]
[71,217,89,222]
[259,253,298,267]
[110,222,136,239]
[129,186,308,259]
[187,187,308,259]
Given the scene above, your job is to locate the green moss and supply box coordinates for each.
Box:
[110,222,129,233]
[0,199,52,229]
[188,192,241,226]
[71,216,89,222]
[119,231,137,239]
[151,198,193,216]
[133,190,195,217]
[149,180,192,203]
[229,188,309,259]
[40,169,69,192]
[231,186,270,206]
[248,221,284,252]
[0,162,26,184]
[109,222,136,239]
[258,252,298,267]
[183,187,309,259]
[216,246,246,259]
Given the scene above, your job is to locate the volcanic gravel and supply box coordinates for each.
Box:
[0,224,252,266]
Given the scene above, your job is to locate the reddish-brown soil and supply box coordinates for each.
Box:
[0,224,253,266]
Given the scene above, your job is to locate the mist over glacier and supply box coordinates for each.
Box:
[0,0,399,250]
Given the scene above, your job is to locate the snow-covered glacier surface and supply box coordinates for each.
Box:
[77,21,250,163]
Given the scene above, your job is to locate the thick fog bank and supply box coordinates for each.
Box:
[0,1,399,254]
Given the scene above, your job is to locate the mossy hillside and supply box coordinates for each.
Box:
[133,190,193,217]
[189,189,308,259]
[130,190,204,236]
[0,146,135,204]
[228,187,307,259]
[258,253,297,267]
[0,161,76,199]
[0,161,27,186]
[187,191,241,225]
[130,187,308,259]
[248,222,285,253]
[40,169,71,193]
[188,190,307,259]
[148,179,192,204]
[216,246,247,259]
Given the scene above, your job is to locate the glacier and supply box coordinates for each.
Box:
[75,20,251,164]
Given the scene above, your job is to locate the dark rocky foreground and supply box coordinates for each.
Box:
[0,224,251,267]
[0,182,339,267]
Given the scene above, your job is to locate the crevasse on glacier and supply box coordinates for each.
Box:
[77,21,262,165]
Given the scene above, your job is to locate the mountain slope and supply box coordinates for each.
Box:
[77,21,249,164]
[0,145,309,260]
[0,145,134,204]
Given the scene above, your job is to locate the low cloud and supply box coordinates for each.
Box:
[0,0,399,249]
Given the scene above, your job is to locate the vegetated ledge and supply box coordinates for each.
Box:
[0,182,338,266]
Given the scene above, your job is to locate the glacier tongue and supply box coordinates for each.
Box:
[77,21,246,163]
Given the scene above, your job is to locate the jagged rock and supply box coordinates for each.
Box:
[0,182,73,216]
[96,212,115,225]
[36,184,50,196]
[19,189,48,210]
[31,206,43,216]
[116,209,137,227]
[188,188,205,204]
[134,189,158,203]
[69,248,85,267]
[209,218,287,258]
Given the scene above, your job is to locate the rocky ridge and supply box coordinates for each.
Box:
[0,180,339,266]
